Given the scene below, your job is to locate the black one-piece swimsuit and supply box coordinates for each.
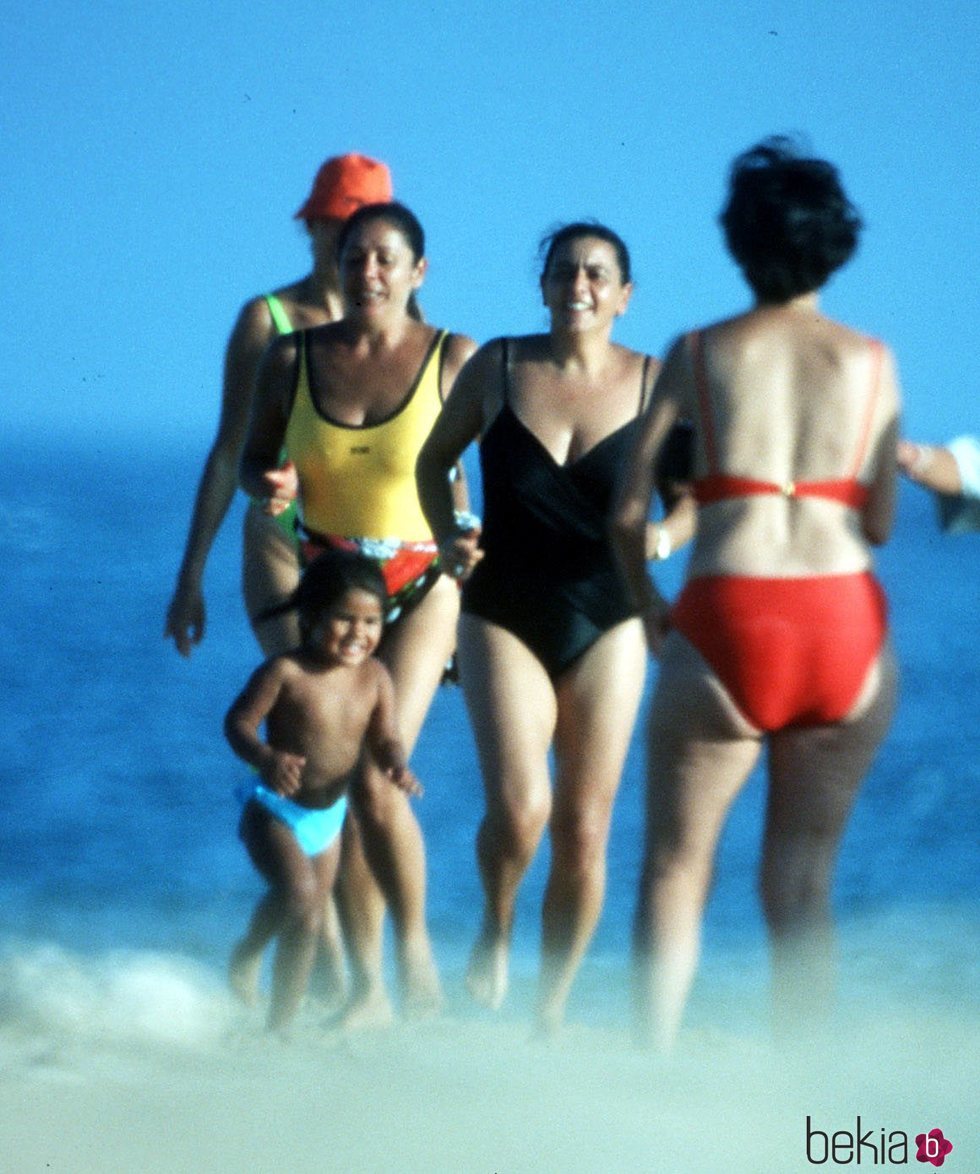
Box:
[461,340,649,679]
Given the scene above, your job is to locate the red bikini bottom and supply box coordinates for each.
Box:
[671,571,888,731]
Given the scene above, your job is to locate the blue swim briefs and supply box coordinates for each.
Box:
[236,783,347,856]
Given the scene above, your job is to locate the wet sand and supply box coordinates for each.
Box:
[0,947,974,1172]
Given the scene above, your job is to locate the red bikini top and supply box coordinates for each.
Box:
[689,330,883,510]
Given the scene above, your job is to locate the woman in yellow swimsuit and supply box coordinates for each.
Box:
[242,200,477,1025]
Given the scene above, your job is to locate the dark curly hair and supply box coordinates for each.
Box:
[258,548,387,642]
[539,221,633,285]
[720,137,863,301]
[336,200,426,263]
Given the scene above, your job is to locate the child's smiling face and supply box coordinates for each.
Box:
[309,587,383,666]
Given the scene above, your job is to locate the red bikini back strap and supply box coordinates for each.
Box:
[689,331,719,474]
[848,338,884,478]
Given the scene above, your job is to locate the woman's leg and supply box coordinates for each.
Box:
[334,810,390,1026]
[344,575,459,1020]
[633,634,762,1051]
[457,614,557,1010]
[761,645,897,1039]
[242,503,301,655]
[537,619,647,1032]
[242,505,348,1005]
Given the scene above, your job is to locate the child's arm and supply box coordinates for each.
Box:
[366,665,422,797]
[224,660,307,796]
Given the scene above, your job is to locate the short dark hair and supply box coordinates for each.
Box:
[539,221,633,285]
[719,137,863,301]
[258,549,387,640]
[336,201,426,263]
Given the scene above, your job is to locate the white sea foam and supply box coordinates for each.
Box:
[0,941,235,1048]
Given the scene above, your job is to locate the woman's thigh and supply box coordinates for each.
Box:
[457,614,557,815]
[763,643,898,863]
[242,504,301,655]
[380,575,459,751]
[644,633,762,858]
[553,618,647,797]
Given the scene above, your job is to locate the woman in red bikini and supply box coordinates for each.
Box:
[613,138,901,1050]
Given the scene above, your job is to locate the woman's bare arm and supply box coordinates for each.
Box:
[239,332,301,508]
[861,346,901,547]
[611,338,688,620]
[165,298,277,654]
[417,341,500,577]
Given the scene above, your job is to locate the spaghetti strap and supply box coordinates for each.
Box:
[264,293,294,335]
[287,329,307,416]
[847,338,884,478]
[434,329,449,403]
[639,354,653,414]
[501,337,514,405]
[689,331,719,474]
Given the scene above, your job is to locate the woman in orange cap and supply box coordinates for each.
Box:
[165,153,394,1012]
[166,153,394,660]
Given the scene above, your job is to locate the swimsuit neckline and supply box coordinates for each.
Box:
[301,328,444,432]
[499,402,639,472]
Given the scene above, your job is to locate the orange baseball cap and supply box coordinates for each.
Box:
[294,153,393,221]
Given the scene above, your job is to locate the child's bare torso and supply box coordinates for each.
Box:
[265,654,381,806]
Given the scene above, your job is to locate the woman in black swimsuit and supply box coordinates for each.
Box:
[418,223,669,1032]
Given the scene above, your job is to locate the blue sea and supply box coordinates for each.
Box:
[0,436,977,1170]
[2,435,977,1010]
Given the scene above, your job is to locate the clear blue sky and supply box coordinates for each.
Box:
[4,1,977,450]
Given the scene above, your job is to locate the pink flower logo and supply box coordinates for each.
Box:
[916,1128,953,1167]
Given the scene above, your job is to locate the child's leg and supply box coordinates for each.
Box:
[229,890,279,1005]
[230,803,283,1003]
[267,836,340,1034]
[237,802,340,1033]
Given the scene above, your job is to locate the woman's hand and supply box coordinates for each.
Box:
[259,461,299,516]
[164,579,205,656]
[439,517,484,582]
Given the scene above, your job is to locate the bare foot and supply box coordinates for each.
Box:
[401,944,443,1020]
[340,984,396,1032]
[534,1000,565,1040]
[228,941,263,1007]
[465,931,509,1010]
[308,938,348,1014]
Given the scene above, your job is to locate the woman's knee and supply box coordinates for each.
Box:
[485,788,551,858]
[549,802,612,877]
[642,832,717,906]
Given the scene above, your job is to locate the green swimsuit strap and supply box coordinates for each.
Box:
[264,293,294,335]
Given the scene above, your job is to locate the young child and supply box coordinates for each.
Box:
[224,549,421,1035]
